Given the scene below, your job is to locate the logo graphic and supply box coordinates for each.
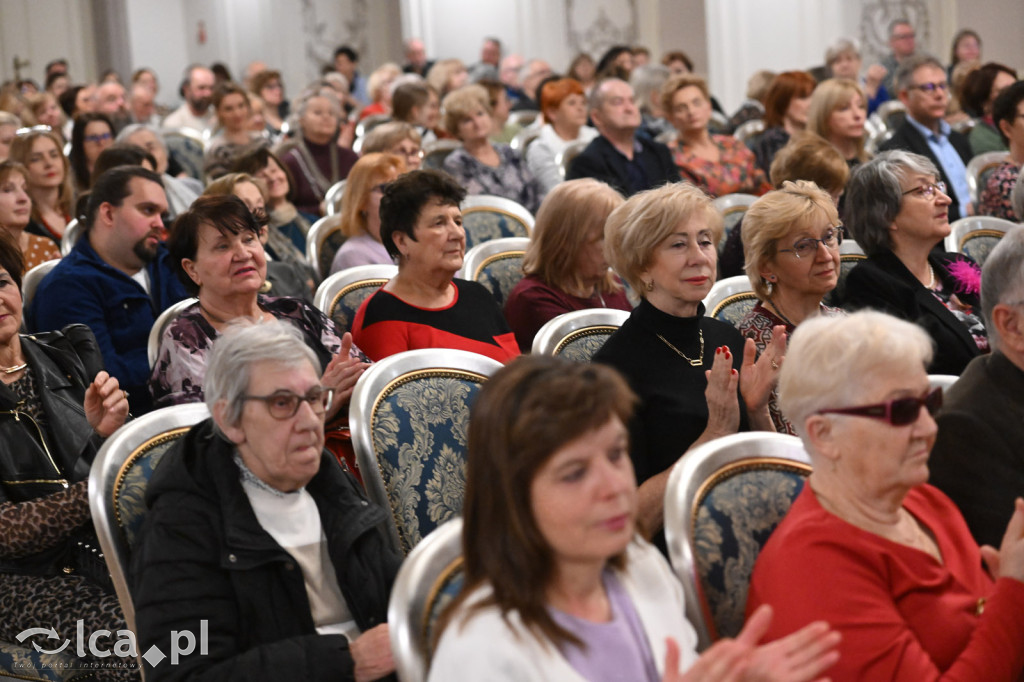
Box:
[15,620,208,668]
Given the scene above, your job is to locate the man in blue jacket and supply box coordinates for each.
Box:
[30,166,188,414]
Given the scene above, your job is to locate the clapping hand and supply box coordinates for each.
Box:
[84,371,130,437]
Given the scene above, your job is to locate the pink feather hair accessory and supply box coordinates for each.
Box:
[947,258,981,296]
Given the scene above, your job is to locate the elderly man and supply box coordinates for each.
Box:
[880,54,973,221]
[881,17,917,94]
[929,229,1024,549]
[127,83,159,126]
[510,59,552,112]
[468,37,502,82]
[403,37,432,77]
[163,64,215,131]
[96,81,128,131]
[566,77,679,196]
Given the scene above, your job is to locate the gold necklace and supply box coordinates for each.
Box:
[656,329,704,367]
[0,362,27,374]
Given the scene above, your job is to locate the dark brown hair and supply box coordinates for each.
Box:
[436,356,637,650]
[0,209,24,291]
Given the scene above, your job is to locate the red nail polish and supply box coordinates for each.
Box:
[731,369,738,376]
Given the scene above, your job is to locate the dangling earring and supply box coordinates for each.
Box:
[644,280,654,292]
[764,278,774,296]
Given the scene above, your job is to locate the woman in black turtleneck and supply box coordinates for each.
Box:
[280,89,358,216]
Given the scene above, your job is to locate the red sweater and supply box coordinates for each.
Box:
[747,484,1024,681]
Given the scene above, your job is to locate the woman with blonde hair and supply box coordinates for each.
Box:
[357,62,403,120]
[0,161,61,268]
[738,181,844,433]
[426,58,469,98]
[329,152,406,273]
[0,112,18,163]
[9,127,74,244]
[504,179,631,351]
[806,78,869,166]
[360,121,423,170]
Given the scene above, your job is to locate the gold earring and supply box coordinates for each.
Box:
[644,280,654,291]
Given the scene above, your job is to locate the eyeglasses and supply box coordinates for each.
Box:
[777,227,843,259]
[15,125,52,137]
[908,81,948,93]
[902,181,946,200]
[817,387,942,426]
[84,132,113,144]
[242,386,334,420]
[893,32,916,40]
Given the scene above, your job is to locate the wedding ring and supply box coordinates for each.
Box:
[122,390,130,399]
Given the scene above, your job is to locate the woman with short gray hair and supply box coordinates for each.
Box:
[132,318,401,682]
[841,150,986,375]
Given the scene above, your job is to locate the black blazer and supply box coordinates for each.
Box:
[840,249,982,375]
[566,134,680,197]
[879,120,973,221]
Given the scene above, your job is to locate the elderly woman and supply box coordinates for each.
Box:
[525,78,599,197]
[426,58,469,99]
[430,355,840,681]
[959,63,1018,154]
[825,38,889,114]
[751,71,817,175]
[593,183,784,541]
[10,127,73,243]
[134,319,400,681]
[504,179,631,352]
[351,169,519,362]
[150,194,366,411]
[232,145,317,253]
[806,78,869,167]
[0,230,133,680]
[117,123,202,220]
[360,121,423,170]
[281,90,359,216]
[979,81,1024,221]
[0,161,60,268]
[662,74,771,198]
[747,311,1024,681]
[739,181,843,434]
[441,85,541,213]
[329,153,405,273]
[68,112,115,193]
[204,82,264,179]
[842,150,986,375]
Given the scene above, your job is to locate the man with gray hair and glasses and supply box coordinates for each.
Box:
[880,53,973,220]
[929,227,1024,549]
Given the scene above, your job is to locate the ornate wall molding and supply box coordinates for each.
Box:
[301,0,370,80]
[565,0,638,59]
[859,0,930,63]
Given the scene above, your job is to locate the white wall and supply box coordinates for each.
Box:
[0,0,96,85]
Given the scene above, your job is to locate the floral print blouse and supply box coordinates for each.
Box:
[667,134,772,198]
[978,160,1020,222]
[443,143,541,214]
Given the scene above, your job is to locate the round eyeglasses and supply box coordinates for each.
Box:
[242,387,334,420]
[777,227,843,260]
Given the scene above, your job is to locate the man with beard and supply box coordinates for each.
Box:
[163,64,216,131]
[29,167,188,414]
[96,80,131,133]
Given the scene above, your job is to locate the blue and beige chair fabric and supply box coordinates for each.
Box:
[460,195,534,251]
[459,237,530,308]
[421,139,462,171]
[943,216,1019,268]
[388,518,464,682]
[664,432,812,651]
[712,193,758,254]
[701,275,758,329]
[306,214,346,281]
[531,308,630,361]
[313,264,398,335]
[350,349,502,555]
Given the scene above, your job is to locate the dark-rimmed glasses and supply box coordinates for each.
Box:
[816,387,942,426]
[902,181,946,200]
[242,387,334,420]
[908,81,948,93]
[777,227,843,259]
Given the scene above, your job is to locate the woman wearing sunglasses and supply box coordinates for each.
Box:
[738,181,843,434]
[747,310,1024,681]
[841,150,986,375]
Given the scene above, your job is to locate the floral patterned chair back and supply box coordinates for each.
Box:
[88,403,211,641]
[305,214,346,281]
[701,275,758,330]
[664,432,812,650]
[531,308,630,361]
[314,264,398,335]
[460,237,530,308]
[350,349,503,555]
[964,151,1010,207]
[388,518,464,682]
[460,195,534,251]
[943,216,1018,269]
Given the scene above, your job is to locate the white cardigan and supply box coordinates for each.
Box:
[428,538,699,681]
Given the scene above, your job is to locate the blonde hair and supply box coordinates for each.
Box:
[361,121,422,154]
[660,74,710,117]
[523,179,624,295]
[203,172,268,203]
[741,180,840,300]
[442,85,491,137]
[367,63,402,104]
[604,183,722,296]
[426,59,467,98]
[9,129,73,221]
[339,153,406,238]
[806,78,868,162]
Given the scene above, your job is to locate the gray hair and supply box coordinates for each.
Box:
[205,318,321,434]
[1012,169,1024,223]
[825,38,860,68]
[981,227,1024,350]
[116,123,166,152]
[588,78,629,112]
[779,311,933,439]
[888,17,912,38]
[629,65,670,113]
[894,53,945,94]
[844,150,939,256]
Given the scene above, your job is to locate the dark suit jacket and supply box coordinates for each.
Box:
[566,134,680,197]
[879,120,973,221]
[840,249,982,375]
[929,351,1024,548]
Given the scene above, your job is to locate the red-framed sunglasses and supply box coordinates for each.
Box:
[816,387,942,426]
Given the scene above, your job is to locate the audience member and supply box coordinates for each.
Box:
[403,37,433,77]
[979,81,1024,221]
[959,62,1018,154]
[95,81,129,133]
[879,54,973,221]
[825,38,889,114]
[468,36,502,82]
[478,78,518,144]
[232,145,317,251]
[511,59,552,111]
[360,121,423,170]
[526,78,598,196]
[250,69,288,135]
[842,150,985,375]
[880,17,918,94]
[8,127,73,244]
[352,169,519,362]
[661,49,693,76]
[91,143,156,178]
[162,64,215,131]
[117,124,202,220]
[0,112,17,162]
[566,78,679,196]
[567,52,597,92]
[330,152,405,273]
[358,62,402,120]
[630,64,673,140]
[69,112,116,193]
[596,45,634,79]
[126,83,159,127]
[752,71,816,174]
[806,78,869,166]
[727,69,775,132]
[391,80,443,144]
[333,46,369,105]
[748,310,1024,681]
[204,82,263,179]
[426,59,469,99]
[948,28,982,78]
[0,161,61,268]
[29,166,188,414]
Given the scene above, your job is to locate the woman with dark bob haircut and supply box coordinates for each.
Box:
[840,150,986,375]
[430,355,839,681]
[351,169,519,362]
